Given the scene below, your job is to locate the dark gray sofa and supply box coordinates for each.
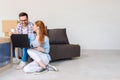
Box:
[47,28,80,61]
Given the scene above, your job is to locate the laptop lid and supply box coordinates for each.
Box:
[11,34,30,48]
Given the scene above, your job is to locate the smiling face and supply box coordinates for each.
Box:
[19,16,28,27]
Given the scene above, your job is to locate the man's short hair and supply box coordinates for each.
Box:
[19,12,28,18]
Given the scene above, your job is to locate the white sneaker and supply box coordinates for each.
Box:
[47,64,59,72]
[13,58,20,64]
[16,61,26,70]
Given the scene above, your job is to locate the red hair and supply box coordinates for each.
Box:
[35,20,48,44]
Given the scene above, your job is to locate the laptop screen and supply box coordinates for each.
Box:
[11,34,30,48]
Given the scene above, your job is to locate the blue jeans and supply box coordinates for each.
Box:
[12,47,28,62]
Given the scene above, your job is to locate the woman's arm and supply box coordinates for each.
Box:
[33,36,50,53]
[43,36,50,54]
[34,47,45,52]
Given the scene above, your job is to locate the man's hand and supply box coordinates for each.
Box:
[9,30,20,37]
[9,32,13,37]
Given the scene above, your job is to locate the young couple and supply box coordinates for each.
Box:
[10,12,58,73]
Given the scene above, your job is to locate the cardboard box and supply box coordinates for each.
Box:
[2,20,18,36]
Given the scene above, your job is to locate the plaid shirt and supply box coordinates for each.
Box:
[16,21,34,36]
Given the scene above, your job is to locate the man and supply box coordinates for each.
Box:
[11,12,34,69]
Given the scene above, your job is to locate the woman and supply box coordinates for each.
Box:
[23,20,51,73]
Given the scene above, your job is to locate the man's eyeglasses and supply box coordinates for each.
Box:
[19,19,28,22]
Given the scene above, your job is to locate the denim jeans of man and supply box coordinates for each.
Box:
[13,47,28,62]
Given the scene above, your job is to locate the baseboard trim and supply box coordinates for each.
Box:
[0,63,12,72]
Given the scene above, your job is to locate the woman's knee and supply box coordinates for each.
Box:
[27,49,32,55]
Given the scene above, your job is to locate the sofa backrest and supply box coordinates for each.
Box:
[47,28,69,44]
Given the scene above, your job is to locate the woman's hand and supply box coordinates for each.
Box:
[34,47,45,53]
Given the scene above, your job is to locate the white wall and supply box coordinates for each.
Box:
[0,0,120,49]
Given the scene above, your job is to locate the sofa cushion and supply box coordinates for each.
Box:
[50,44,80,61]
[48,28,69,44]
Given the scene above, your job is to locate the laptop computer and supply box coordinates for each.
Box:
[11,34,30,48]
